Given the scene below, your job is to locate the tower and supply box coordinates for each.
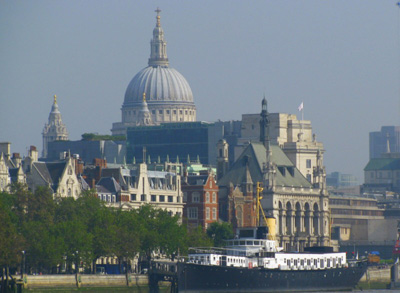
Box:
[217,139,229,181]
[42,95,68,158]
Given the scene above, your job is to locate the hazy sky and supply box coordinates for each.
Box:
[1,1,400,182]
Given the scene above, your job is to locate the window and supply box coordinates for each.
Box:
[159,110,163,114]
[151,195,156,202]
[168,196,173,202]
[185,110,188,115]
[152,110,155,114]
[206,207,210,220]
[166,110,170,114]
[188,207,198,219]
[306,159,311,168]
[306,174,311,182]
[131,194,136,201]
[112,195,116,203]
[173,110,177,114]
[192,192,200,203]
[206,192,210,203]
[159,195,165,202]
[180,110,183,114]
[212,208,217,220]
[212,192,217,203]
[141,194,146,201]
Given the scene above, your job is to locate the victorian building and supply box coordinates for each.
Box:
[42,95,68,158]
[182,170,219,230]
[0,142,26,191]
[218,99,330,252]
[24,146,82,199]
[87,161,184,217]
[112,9,196,136]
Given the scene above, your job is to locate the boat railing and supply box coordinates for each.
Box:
[188,247,259,257]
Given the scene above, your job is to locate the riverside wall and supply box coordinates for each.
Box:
[21,274,148,289]
[360,266,391,283]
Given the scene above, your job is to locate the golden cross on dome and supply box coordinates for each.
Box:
[155,7,161,26]
[143,92,146,102]
[54,95,57,104]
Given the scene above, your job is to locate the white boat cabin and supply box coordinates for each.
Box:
[188,227,347,271]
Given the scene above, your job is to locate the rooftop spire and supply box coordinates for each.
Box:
[148,8,169,67]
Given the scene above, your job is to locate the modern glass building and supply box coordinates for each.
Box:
[126,122,222,165]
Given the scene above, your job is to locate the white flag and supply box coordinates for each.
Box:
[298,102,304,111]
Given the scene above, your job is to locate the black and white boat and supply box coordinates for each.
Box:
[177,226,367,292]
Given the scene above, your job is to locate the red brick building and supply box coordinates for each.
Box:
[182,171,219,230]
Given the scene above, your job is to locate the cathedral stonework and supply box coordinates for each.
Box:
[112,8,196,136]
[42,95,68,158]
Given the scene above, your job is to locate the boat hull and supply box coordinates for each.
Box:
[177,262,367,292]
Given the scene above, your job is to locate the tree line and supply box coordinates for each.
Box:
[0,183,233,274]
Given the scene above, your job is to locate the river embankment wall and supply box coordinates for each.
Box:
[21,274,147,289]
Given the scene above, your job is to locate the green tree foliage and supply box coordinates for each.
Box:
[81,133,126,141]
[184,226,213,253]
[0,198,24,267]
[0,184,226,273]
[206,222,234,247]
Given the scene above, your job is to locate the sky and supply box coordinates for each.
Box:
[1,0,400,182]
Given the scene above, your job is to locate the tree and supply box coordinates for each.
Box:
[0,200,24,268]
[206,222,234,247]
[184,225,213,254]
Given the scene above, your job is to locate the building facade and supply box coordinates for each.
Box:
[126,122,222,165]
[112,9,196,136]
[182,171,219,230]
[218,99,330,251]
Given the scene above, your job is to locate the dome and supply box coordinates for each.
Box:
[123,66,194,106]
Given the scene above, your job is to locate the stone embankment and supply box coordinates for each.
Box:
[360,265,391,283]
[21,274,148,289]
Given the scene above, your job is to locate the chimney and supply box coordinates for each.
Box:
[29,146,38,162]
[12,153,22,167]
[0,142,11,160]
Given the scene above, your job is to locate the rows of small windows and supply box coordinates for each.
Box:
[369,170,400,179]
[190,192,217,203]
[331,208,383,216]
[188,207,217,220]
[126,109,195,116]
[130,193,177,203]
[99,193,116,203]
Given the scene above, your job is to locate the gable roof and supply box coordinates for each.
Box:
[218,142,312,188]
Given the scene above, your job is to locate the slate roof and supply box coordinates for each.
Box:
[97,177,121,193]
[364,158,400,171]
[218,142,312,188]
[33,161,67,191]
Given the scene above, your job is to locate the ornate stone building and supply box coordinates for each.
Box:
[112,9,196,136]
[218,98,330,252]
[42,95,68,158]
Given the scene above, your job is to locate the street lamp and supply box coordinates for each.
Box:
[21,250,25,278]
[75,251,79,274]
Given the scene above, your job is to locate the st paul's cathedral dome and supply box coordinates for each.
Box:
[112,9,196,136]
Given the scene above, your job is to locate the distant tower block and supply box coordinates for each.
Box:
[42,95,69,158]
[217,139,229,181]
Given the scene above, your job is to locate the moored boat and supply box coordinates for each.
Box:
[177,226,367,292]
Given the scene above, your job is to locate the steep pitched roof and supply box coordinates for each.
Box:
[97,177,121,193]
[218,142,311,188]
[364,158,400,171]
